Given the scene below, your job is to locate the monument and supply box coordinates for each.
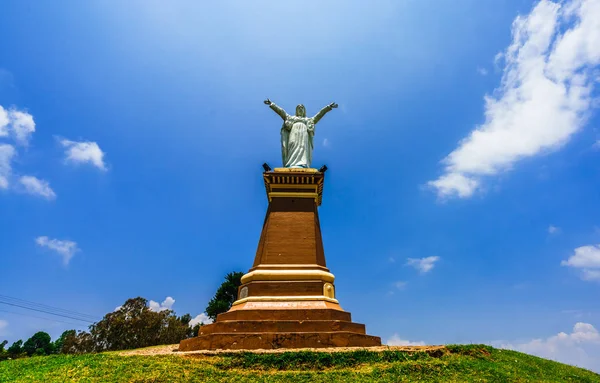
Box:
[179,100,381,350]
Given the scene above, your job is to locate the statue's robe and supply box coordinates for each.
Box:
[269,103,332,168]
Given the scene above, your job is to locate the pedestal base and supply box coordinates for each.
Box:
[179,300,381,351]
[179,169,381,351]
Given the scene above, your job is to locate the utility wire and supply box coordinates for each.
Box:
[0,300,95,323]
[0,294,97,320]
[0,309,88,328]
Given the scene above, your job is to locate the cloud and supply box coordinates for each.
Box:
[548,225,561,234]
[0,106,9,136]
[0,105,50,193]
[9,110,35,145]
[428,173,479,198]
[406,256,440,274]
[0,106,35,145]
[149,297,175,312]
[322,138,330,147]
[386,334,426,346]
[0,319,7,336]
[581,269,600,280]
[19,176,56,200]
[561,244,600,281]
[0,144,15,189]
[493,52,504,71]
[35,236,79,265]
[429,0,600,199]
[60,139,107,170]
[477,67,488,76]
[394,281,407,290]
[189,313,213,327]
[495,322,600,372]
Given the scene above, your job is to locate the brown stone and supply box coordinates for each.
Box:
[179,332,381,351]
[243,280,325,297]
[180,169,381,351]
[195,320,366,335]
[253,197,325,266]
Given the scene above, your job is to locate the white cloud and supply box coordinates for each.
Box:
[0,144,15,189]
[35,236,79,265]
[0,105,47,193]
[428,173,479,198]
[394,281,407,290]
[386,334,426,346]
[493,52,504,71]
[562,245,600,268]
[60,139,107,170]
[19,176,56,200]
[561,244,600,281]
[582,269,600,281]
[0,106,9,137]
[0,319,7,336]
[322,138,330,147]
[189,313,213,327]
[406,256,440,274]
[495,322,600,372]
[8,109,35,145]
[429,0,600,199]
[149,297,175,312]
[0,106,35,145]
[477,67,488,76]
[548,225,561,234]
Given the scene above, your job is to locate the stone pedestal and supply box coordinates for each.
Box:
[179,168,381,351]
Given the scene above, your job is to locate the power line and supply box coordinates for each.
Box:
[0,309,88,328]
[0,295,97,321]
[0,300,95,324]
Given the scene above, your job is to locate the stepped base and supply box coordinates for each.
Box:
[179,331,381,351]
[178,169,381,351]
[197,320,366,334]
[179,302,381,351]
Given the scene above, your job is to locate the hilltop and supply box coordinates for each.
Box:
[0,344,597,382]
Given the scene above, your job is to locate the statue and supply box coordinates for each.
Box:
[264,99,338,168]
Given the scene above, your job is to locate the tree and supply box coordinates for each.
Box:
[7,340,24,358]
[53,330,76,354]
[69,331,94,354]
[23,331,53,356]
[64,297,194,353]
[206,271,244,320]
[0,340,8,361]
[191,323,202,337]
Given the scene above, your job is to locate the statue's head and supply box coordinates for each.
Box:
[295,104,306,117]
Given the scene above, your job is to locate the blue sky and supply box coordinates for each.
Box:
[1,0,600,371]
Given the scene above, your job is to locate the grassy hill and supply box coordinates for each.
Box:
[0,345,598,382]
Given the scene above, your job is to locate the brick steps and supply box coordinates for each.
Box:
[217,308,351,322]
[198,320,366,335]
[179,331,382,351]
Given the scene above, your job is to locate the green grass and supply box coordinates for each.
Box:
[1,345,598,382]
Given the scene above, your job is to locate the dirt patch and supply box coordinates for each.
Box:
[119,344,446,356]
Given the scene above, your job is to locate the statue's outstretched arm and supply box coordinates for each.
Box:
[312,102,338,124]
[264,98,287,120]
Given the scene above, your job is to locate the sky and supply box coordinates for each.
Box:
[1,0,600,372]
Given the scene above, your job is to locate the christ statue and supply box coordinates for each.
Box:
[264,99,337,168]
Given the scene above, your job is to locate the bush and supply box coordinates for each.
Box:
[23,332,54,356]
[206,271,243,320]
[64,297,194,353]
